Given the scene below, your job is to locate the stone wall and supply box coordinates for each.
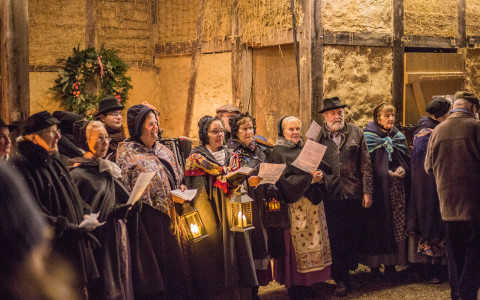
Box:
[465,49,480,97]
[323,46,393,128]
[467,0,480,36]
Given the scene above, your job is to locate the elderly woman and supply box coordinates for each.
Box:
[10,111,99,296]
[184,115,257,300]
[407,97,451,283]
[268,116,331,299]
[116,105,189,300]
[227,113,271,298]
[362,103,410,280]
[70,121,133,300]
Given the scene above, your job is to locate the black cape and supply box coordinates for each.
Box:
[361,123,411,255]
[10,140,99,285]
[70,159,133,300]
[406,116,444,239]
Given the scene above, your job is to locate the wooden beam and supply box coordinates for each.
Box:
[183,0,205,137]
[458,0,466,48]
[1,0,29,123]
[231,0,243,110]
[323,31,392,47]
[85,0,96,48]
[392,0,404,124]
[298,0,313,130]
[311,0,323,123]
[403,35,458,48]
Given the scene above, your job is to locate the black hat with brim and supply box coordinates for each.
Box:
[22,111,60,136]
[319,96,347,113]
[0,117,16,130]
[96,97,125,116]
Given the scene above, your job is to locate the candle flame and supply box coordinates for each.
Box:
[190,223,200,237]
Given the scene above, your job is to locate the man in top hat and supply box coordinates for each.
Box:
[425,91,480,300]
[316,96,373,296]
[10,110,100,296]
[216,104,241,141]
[97,97,126,162]
[0,117,15,162]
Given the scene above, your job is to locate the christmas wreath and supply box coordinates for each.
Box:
[52,46,132,118]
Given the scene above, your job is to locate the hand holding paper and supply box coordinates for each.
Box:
[79,213,105,231]
[291,139,327,173]
[256,163,287,185]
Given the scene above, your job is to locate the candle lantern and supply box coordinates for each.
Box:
[229,185,254,232]
[180,206,208,242]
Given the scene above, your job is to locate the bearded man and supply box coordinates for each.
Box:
[316,97,373,297]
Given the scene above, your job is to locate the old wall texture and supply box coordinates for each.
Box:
[96,0,155,66]
[253,45,298,142]
[322,0,392,33]
[29,0,86,66]
[465,49,480,97]
[157,0,197,44]
[29,72,65,113]
[404,0,457,37]
[467,0,480,36]
[155,53,232,139]
[323,46,393,128]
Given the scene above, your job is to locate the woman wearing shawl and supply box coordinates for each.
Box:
[116,105,190,300]
[268,116,331,299]
[226,113,271,299]
[361,103,410,280]
[407,97,451,283]
[184,115,257,300]
[69,121,133,300]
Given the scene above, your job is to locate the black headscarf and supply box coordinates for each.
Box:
[229,112,256,139]
[198,115,223,146]
[127,105,156,144]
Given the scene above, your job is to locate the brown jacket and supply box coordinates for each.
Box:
[425,111,480,221]
[317,122,373,201]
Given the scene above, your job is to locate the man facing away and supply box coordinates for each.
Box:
[316,96,373,297]
[425,91,480,300]
[97,97,126,162]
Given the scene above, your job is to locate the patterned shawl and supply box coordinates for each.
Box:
[185,147,240,195]
[364,130,409,162]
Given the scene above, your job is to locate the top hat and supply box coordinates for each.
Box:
[319,97,347,113]
[96,97,125,116]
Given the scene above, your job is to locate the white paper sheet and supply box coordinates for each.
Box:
[291,139,327,173]
[127,171,156,205]
[257,163,286,185]
[170,189,198,201]
[79,213,105,230]
[305,120,322,140]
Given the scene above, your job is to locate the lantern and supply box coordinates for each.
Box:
[180,206,208,242]
[229,185,254,232]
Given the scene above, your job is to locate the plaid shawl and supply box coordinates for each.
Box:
[185,149,240,195]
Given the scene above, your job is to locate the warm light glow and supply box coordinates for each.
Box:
[190,223,201,238]
[237,211,247,227]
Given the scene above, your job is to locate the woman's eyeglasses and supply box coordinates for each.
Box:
[208,130,225,136]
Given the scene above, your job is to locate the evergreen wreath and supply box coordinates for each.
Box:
[52,46,132,118]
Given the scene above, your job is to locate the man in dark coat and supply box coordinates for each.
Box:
[97,97,126,162]
[316,97,373,296]
[425,91,480,300]
[10,111,100,297]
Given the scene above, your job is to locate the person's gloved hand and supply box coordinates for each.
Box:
[112,204,132,219]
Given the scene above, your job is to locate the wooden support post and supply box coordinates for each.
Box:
[0,0,30,123]
[85,0,96,48]
[297,0,312,130]
[392,0,404,125]
[183,0,205,137]
[311,0,323,123]
[458,0,466,48]
[231,0,244,110]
